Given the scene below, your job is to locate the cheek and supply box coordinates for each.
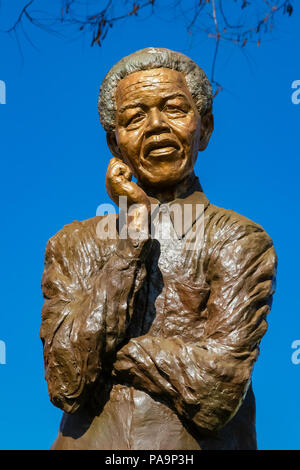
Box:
[117,129,139,153]
[171,117,199,145]
[117,128,144,166]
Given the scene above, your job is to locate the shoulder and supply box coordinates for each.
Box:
[46,216,101,252]
[204,203,277,277]
[44,215,117,272]
[205,203,274,247]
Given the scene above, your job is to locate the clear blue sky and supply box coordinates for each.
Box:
[0,1,299,450]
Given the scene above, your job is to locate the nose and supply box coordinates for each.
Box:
[145,107,170,138]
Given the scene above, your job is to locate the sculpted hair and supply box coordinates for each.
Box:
[98,47,213,132]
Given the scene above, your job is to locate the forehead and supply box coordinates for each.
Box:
[115,68,193,107]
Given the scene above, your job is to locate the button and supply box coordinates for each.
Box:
[160,204,168,213]
[132,240,139,248]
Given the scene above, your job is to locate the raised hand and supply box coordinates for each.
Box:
[105,157,151,238]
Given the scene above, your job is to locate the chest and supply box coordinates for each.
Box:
[128,235,210,342]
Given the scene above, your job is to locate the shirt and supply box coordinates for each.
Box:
[40,177,277,450]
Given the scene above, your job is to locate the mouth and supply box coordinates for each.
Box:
[144,137,180,158]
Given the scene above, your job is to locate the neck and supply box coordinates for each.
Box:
[139,172,201,203]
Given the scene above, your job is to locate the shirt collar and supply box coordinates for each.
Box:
[148,176,209,240]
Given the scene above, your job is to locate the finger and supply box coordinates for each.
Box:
[108,159,132,180]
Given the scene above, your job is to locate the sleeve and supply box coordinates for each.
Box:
[112,217,277,433]
[40,218,151,414]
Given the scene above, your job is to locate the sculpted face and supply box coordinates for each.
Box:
[111,68,208,188]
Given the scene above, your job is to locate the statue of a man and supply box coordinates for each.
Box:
[40,48,277,450]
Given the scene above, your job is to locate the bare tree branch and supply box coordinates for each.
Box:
[0,0,294,89]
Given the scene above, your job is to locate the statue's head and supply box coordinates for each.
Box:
[99,47,214,189]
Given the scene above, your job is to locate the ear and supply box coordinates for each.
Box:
[106,132,123,160]
[199,112,214,152]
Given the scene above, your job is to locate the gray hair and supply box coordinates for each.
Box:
[98,47,213,132]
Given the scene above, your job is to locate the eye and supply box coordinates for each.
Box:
[163,105,188,117]
[126,112,146,128]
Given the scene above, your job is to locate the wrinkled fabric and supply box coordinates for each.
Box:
[40,181,277,449]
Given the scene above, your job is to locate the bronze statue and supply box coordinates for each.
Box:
[40,47,277,450]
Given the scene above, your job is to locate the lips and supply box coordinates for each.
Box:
[144,137,180,158]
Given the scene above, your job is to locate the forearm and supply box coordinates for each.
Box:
[113,335,255,431]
